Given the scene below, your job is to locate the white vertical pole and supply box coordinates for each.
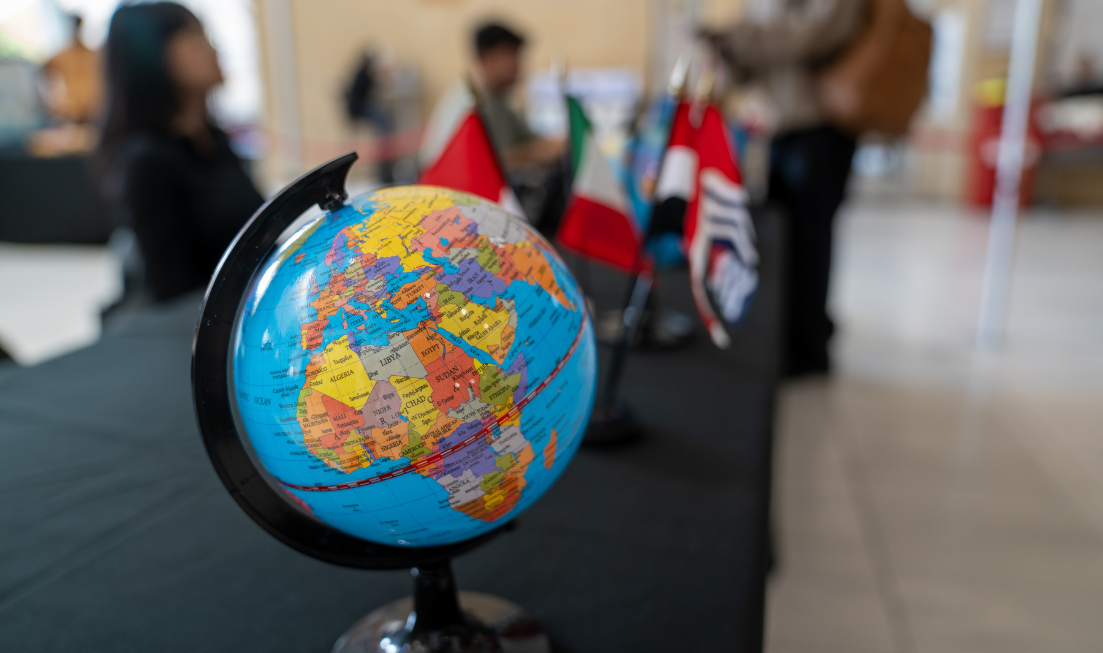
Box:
[263,0,303,180]
[975,0,1045,350]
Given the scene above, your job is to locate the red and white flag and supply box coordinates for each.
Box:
[683,104,758,349]
[651,100,698,234]
[418,111,525,218]
[556,96,643,272]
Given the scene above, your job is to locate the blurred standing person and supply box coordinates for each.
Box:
[97,3,263,303]
[703,0,868,376]
[420,22,566,234]
[344,49,394,183]
[42,14,102,125]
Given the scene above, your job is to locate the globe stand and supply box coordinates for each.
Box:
[331,560,550,653]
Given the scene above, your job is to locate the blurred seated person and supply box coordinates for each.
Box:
[420,22,566,235]
[42,14,102,125]
[97,3,263,303]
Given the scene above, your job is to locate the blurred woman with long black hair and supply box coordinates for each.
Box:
[98,2,262,302]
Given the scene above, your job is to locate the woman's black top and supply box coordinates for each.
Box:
[113,127,264,301]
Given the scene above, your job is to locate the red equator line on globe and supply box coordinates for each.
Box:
[279,312,589,493]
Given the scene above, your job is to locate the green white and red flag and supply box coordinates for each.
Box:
[556,96,643,273]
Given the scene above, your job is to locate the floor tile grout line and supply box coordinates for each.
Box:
[827,383,919,653]
[1001,397,1103,543]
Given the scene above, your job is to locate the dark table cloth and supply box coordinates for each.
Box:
[0,154,112,244]
[0,210,783,652]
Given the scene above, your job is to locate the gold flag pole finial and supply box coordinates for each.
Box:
[686,56,715,127]
[694,61,716,104]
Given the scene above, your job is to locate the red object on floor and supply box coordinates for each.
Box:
[966,101,1043,207]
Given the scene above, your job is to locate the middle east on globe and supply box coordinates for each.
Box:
[230,186,597,548]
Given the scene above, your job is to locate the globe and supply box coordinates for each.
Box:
[228,185,596,549]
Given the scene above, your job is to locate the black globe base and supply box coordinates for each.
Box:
[582,402,643,447]
[332,561,549,653]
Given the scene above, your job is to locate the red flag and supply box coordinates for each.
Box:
[684,105,759,349]
[557,96,642,272]
[418,111,524,217]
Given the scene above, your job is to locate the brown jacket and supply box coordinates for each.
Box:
[43,42,102,124]
[720,0,869,133]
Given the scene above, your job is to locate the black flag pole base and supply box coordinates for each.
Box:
[583,401,643,447]
[331,559,549,653]
[582,270,652,448]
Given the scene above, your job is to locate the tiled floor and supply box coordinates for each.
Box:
[766,199,1103,653]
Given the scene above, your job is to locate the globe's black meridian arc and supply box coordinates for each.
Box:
[191,152,500,569]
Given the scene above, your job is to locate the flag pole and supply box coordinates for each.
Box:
[583,59,689,446]
[554,58,594,294]
[463,73,482,114]
[975,0,1043,349]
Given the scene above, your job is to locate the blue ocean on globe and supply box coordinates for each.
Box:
[230,186,596,547]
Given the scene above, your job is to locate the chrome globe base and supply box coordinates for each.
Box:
[332,562,550,653]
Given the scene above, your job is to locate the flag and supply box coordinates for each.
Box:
[556,96,642,272]
[418,110,525,218]
[650,100,699,236]
[684,104,759,349]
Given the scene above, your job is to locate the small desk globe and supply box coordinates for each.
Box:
[231,184,595,546]
[193,154,596,652]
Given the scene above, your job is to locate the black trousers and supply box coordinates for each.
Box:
[769,124,856,374]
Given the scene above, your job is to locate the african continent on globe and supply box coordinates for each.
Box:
[231,186,596,548]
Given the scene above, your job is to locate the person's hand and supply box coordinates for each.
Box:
[701,27,727,52]
[501,137,565,171]
[697,27,725,50]
[697,27,734,66]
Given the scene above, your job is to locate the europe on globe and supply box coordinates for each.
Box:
[230,185,596,548]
